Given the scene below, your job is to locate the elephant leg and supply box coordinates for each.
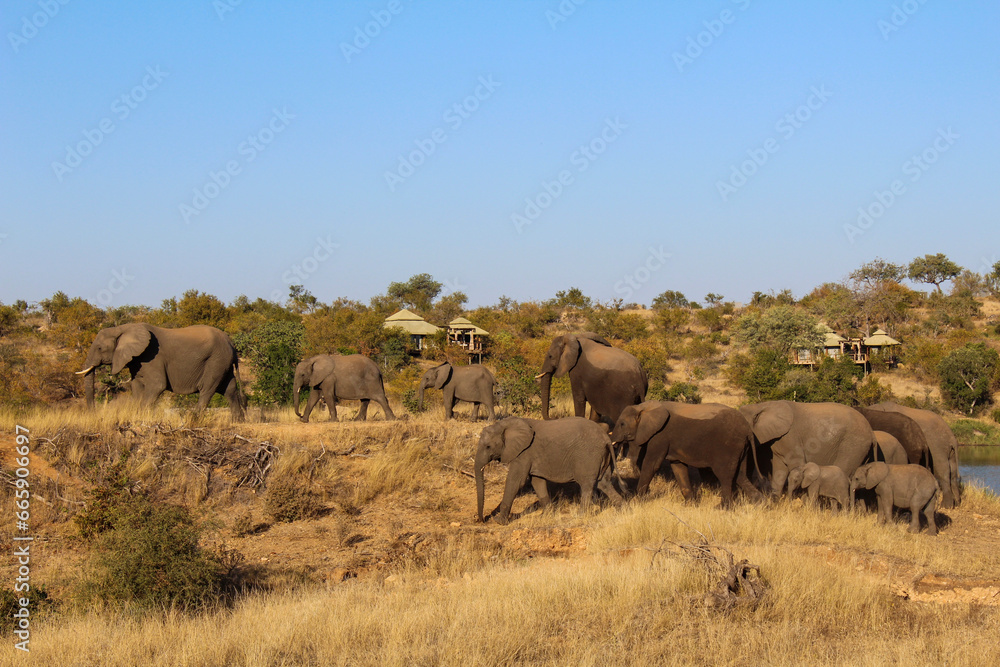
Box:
[530,476,551,512]
[376,395,395,420]
[635,449,665,496]
[670,462,696,503]
[924,495,938,536]
[577,475,597,514]
[908,498,924,533]
[443,389,455,420]
[597,464,624,505]
[493,461,530,524]
[136,374,166,407]
[222,376,244,421]
[323,387,338,422]
[807,486,820,508]
[875,491,890,524]
[588,407,602,423]
[471,402,480,422]
[485,393,496,421]
[570,382,587,419]
[771,460,790,497]
[300,389,322,423]
[354,400,370,422]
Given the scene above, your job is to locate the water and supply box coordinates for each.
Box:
[959,447,1000,495]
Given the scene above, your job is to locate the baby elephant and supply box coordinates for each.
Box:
[850,462,940,535]
[787,462,850,513]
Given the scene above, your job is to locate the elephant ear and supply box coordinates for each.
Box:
[111,325,151,375]
[433,363,453,390]
[577,332,612,347]
[555,337,582,376]
[750,402,794,444]
[636,404,671,445]
[867,462,890,486]
[500,419,535,464]
[802,464,820,488]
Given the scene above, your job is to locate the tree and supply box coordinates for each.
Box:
[704,293,724,307]
[800,283,857,331]
[386,273,442,312]
[651,290,690,310]
[428,291,468,325]
[733,305,823,355]
[550,287,592,310]
[288,285,318,314]
[232,321,305,405]
[176,290,229,328]
[984,260,1000,297]
[907,253,961,294]
[849,257,904,288]
[937,342,1000,414]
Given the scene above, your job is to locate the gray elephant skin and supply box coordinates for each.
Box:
[872,430,908,465]
[77,323,245,419]
[536,332,647,424]
[292,354,394,422]
[855,402,961,509]
[787,462,850,513]
[740,401,874,497]
[417,361,496,421]
[850,462,940,535]
[610,401,760,507]
[475,417,622,524]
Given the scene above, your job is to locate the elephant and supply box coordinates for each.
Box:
[292,354,394,422]
[76,323,245,419]
[610,401,761,507]
[855,402,961,509]
[739,401,875,498]
[536,332,647,424]
[417,361,496,421]
[872,430,908,465]
[787,462,851,513]
[849,462,940,535]
[475,417,622,524]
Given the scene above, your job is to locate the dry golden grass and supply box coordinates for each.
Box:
[3,400,1000,666]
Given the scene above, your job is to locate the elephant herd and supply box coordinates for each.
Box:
[78,324,961,533]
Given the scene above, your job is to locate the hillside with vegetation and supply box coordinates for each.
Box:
[2,254,1000,665]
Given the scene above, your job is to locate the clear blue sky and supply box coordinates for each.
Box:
[2,1,997,309]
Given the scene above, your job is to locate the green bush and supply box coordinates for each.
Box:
[726,348,790,402]
[938,342,999,414]
[0,585,55,635]
[74,454,134,539]
[991,407,1000,424]
[233,321,305,405]
[81,497,230,610]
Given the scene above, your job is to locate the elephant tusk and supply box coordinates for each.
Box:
[534,373,548,380]
[75,366,95,375]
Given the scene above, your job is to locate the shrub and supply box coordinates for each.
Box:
[0,585,55,635]
[494,354,538,414]
[82,497,230,610]
[992,407,1000,424]
[664,382,702,404]
[938,342,1000,414]
[233,321,305,405]
[265,478,322,523]
[726,349,790,402]
[74,454,134,539]
[856,375,896,406]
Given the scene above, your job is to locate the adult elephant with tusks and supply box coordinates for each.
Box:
[417,361,496,421]
[536,332,647,424]
[76,323,246,420]
[739,400,874,498]
[292,354,394,422]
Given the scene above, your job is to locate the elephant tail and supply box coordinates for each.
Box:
[747,431,763,490]
[605,440,627,494]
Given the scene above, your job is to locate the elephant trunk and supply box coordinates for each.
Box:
[292,375,304,417]
[538,372,552,420]
[849,482,857,511]
[83,369,96,409]
[475,447,490,522]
